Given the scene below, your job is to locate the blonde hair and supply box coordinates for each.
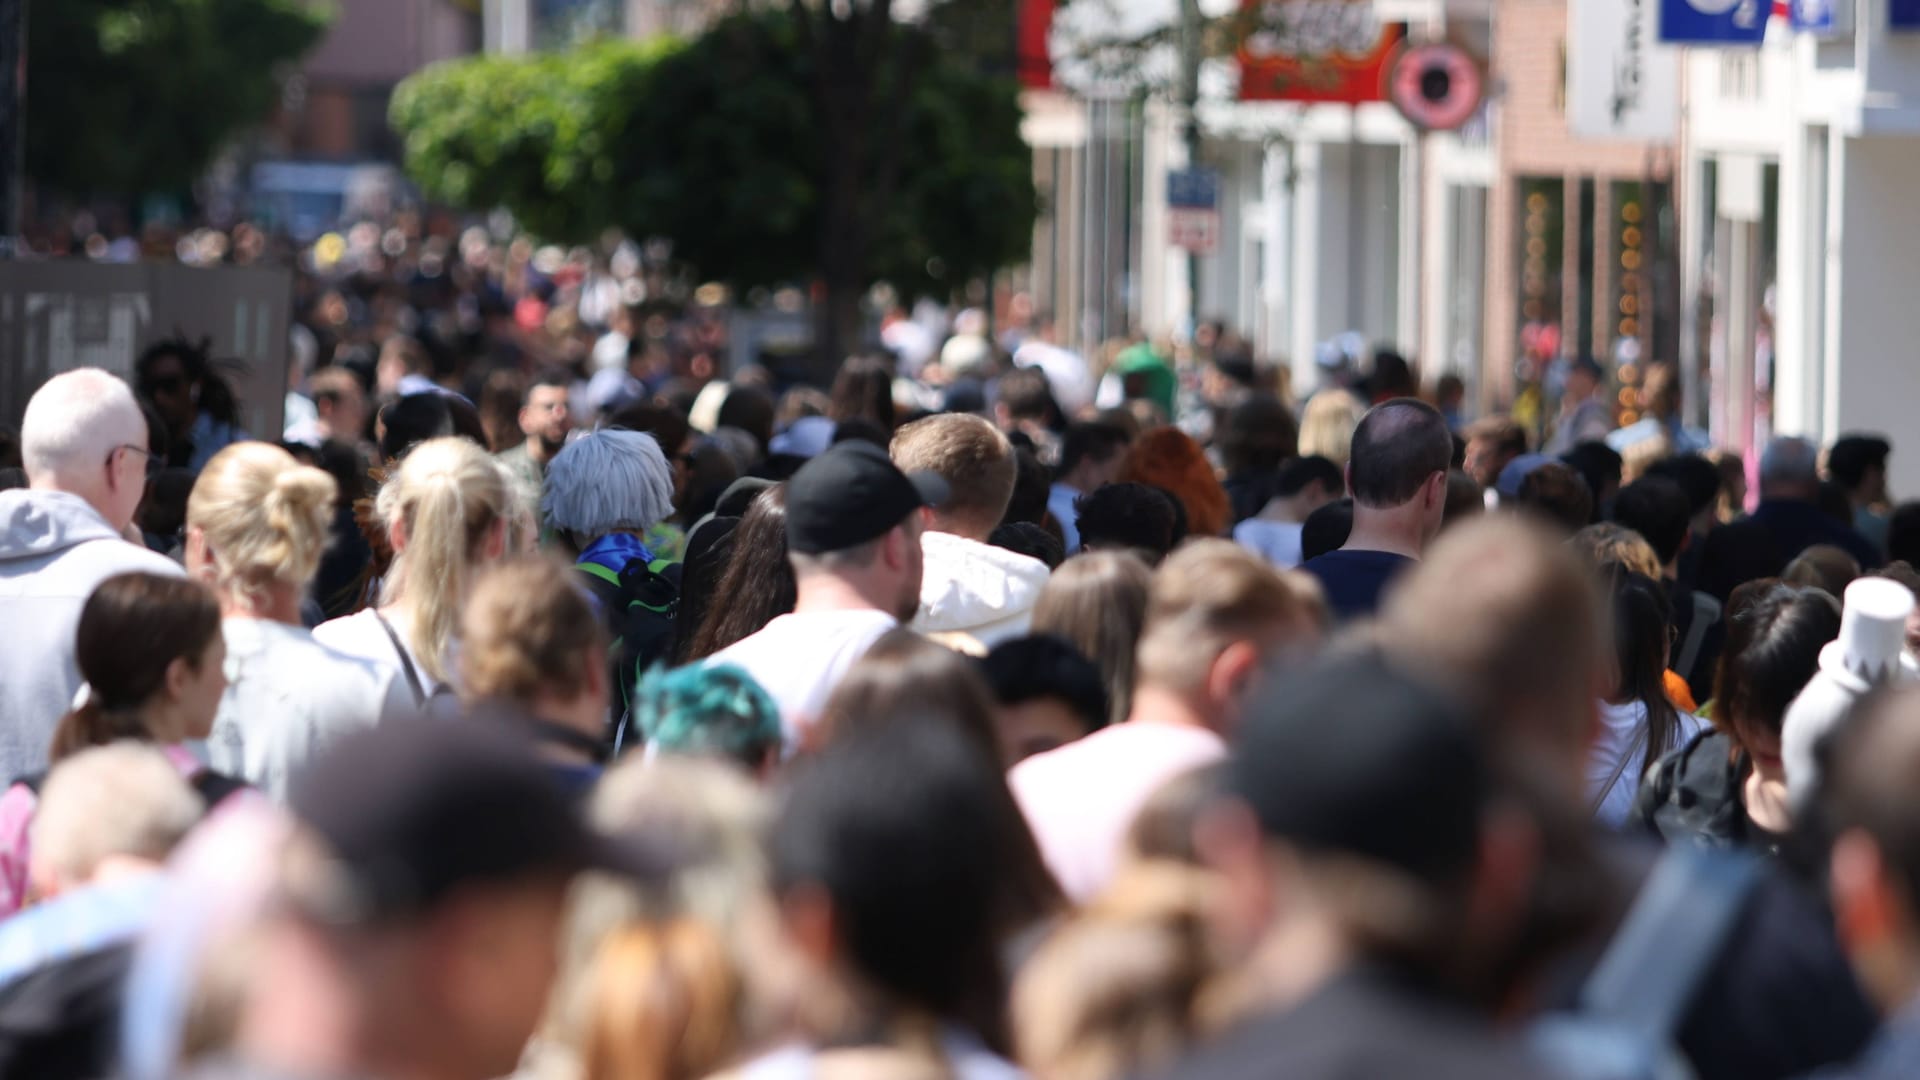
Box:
[1033,551,1153,726]
[376,437,512,684]
[1014,863,1219,1080]
[460,556,605,705]
[534,759,773,1080]
[578,919,744,1080]
[188,442,337,603]
[1298,389,1367,471]
[890,414,1016,536]
[29,742,202,895]
[1568,523,1662,579]
[1134,541,1326,695]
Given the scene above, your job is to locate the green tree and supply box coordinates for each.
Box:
[27,0,332,198]
[391,9,1036,375]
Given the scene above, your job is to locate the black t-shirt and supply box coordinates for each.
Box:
[1541,836,1879,1080]
[1300,549,1415,621]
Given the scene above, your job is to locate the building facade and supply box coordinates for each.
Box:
[1680,2,1920,483]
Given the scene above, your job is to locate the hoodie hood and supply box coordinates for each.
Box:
[913,531,1051,646]
[0,490,123,563]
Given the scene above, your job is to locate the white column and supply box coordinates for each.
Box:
[1289,139,1326,389]
[1829,136,1920,498]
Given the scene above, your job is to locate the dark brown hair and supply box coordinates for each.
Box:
[683,488,796,661]
[817,630,1066,936]
[51,572,223,761]
[829,355,896,432]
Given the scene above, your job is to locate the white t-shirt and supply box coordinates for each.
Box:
[1588,699,1706,829]
[1009,721,1227,904]
[312,608,450,703]
[208,618,411,799]
[1233,518,1306,568]
[706,609,899,747]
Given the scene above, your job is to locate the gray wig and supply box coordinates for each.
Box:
[542,429,676,539]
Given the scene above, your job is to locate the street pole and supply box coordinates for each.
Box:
[1178,0,1202,339]
[0,0,25,258]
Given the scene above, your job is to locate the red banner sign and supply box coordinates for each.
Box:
[1237,0,1404,104]
[1018,0,1055,89]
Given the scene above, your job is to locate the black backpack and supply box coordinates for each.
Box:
[577,554,680,752]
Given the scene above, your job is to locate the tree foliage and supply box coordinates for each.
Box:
[27,0,332,198]
[390,10,1036,303]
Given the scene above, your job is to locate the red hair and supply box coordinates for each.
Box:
[1117,427,1230,539]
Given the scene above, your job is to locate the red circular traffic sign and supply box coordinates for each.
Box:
[1389,43,1485,132]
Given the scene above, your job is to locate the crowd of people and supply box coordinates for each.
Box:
[3,279,1920,1080]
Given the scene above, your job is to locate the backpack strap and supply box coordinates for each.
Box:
[1590,722,1649,819]
[372,610,430,707]
[1579,847,1762,1037]
[1675,591,1722,683]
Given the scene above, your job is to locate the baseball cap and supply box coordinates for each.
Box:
[1496,452,1553,499]
[1230,651,1488,885]
[785,441,948,555]
[768,415,836,460]
[287,715,676,921]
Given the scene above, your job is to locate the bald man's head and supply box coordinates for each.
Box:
[1349,399,1453,509]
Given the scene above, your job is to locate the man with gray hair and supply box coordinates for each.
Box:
[1748,434,1879,571]
[0,370,184,779]
[543,428,679,734]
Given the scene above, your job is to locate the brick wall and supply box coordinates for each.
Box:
[1482,0,1673,409]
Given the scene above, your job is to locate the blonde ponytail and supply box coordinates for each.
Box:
[376,437,510,685]
[189,443,338,603]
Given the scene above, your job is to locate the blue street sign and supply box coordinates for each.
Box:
[1659,0,1768,44]
[1167,168,1221,211]
[1893,0,1920,30]
[1791,0,1858,34]
[1791,0,1836,34]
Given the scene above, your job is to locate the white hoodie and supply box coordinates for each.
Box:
[0,490,184,779]
[911,531,1051,648]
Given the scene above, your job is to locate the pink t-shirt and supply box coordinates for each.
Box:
[1008,721,1227,904]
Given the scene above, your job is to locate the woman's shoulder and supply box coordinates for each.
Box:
[228,619,393,696]
[311,609,381,649]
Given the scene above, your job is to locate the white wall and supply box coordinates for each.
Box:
[1827,136,1920,494]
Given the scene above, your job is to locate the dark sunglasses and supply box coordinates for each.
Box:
[141,374,187,396]
[110,444,162,479]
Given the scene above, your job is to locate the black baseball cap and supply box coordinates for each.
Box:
[1230,651,1488,885]
[288,715,676,921]
[785,440,948,555]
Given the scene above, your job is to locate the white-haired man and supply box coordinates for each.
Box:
[0,370,184,779]
[543,429,678,734]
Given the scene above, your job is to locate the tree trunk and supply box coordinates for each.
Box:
[797,0,918,386]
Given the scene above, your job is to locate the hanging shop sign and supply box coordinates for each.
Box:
[1237,0,1405,104]
[1568,0,1679,141]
